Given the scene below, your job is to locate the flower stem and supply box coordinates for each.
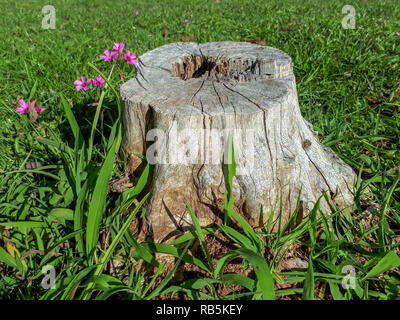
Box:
[87,64,115,163]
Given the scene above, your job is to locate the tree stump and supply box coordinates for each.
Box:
[120,42,356,243]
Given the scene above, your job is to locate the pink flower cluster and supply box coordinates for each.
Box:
[99,42,138,65]
[16,99,42,115]
[74,75,105,92]
[73,42,138,92]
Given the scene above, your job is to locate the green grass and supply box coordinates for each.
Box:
[0,0,399,300]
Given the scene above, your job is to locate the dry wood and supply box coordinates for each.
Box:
[120,42,356,242]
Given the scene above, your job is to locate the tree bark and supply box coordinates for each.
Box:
[120,42,356,242]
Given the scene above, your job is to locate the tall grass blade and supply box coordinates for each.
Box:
[85,129,121,259]
[187,203,213,272]
[82,193,149,299]
[302,257,315,300]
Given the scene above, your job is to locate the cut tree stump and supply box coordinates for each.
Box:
[120,42,357,243]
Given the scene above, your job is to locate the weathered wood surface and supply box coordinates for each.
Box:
[120,42,356,242]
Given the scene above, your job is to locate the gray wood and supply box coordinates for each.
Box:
[120,42,356,242]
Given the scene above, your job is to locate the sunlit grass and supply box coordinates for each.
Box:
[0,0,399,300]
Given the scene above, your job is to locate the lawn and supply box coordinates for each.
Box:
[0,0,399,300]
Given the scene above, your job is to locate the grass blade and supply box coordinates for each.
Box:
[362,251,400,280]
[82,193,149,299]
[85,129,121,259]
[302,257,315,300]
[187,203,213,272]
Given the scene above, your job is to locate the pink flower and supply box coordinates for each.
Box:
[136,11,140,15]
[16,99,30,114]
[184,19,188,24]
[95,75,105,87]
[35,105,43,113]
[99,49,118,62]
[74,76,90,91]
[90,75,105,87]
[124,50,138,65]
[112,43,125,58]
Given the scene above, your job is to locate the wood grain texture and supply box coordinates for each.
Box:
[120,42,356,242]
